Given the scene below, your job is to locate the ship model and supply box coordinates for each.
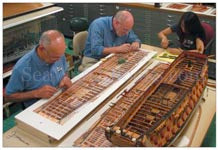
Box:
[15,49,156,142]
[74,62,169,147]
[34,50,151,124]
[105,52,208,147]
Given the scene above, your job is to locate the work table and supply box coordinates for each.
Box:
[3,44,216,147]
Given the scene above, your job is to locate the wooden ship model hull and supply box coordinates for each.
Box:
[105,52,208,147]
[74,61,169,147]
[15,49,156,142]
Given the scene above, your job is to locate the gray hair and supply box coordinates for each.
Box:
[39,30,64,47]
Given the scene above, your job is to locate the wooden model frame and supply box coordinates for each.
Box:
[73,61,169,147]
[15,49,156,142]
[106,52,208,147]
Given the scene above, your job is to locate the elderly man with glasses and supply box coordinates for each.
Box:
[79,10,141,72]
[5,30,72,108]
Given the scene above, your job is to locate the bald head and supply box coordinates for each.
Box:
[113,10,134,36]
[39,30,65,47]
[38,30,66,64]
[114,10,134,24]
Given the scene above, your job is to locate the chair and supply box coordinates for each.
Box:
[204,37,215,56]
[201,22,216,80]
[201,22,215,56]
[72,31,88,73]
[68,17,88,49]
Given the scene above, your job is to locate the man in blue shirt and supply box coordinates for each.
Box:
[5,30,73,108]
[79,10,141,72]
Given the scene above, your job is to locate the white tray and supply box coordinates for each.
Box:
[187,5,214,15]
[161,3,192,12]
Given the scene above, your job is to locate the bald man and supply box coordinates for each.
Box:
[5,30,72,108]
[79,10,141,72]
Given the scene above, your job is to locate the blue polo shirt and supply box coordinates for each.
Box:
[6,46,67,107]
[83,16,141,60]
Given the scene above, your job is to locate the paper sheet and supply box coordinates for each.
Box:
[155,50,178,63]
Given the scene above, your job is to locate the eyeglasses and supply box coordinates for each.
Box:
[117,21,131,33]
[43,47,63,63]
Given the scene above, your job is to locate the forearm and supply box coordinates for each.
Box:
[5,90,38,103]
[186,49,203,54]
[158,27,172,41]
[167,48,183,55]
[167,48,203,55]
[158,32,168,40]
[102,46,120,55]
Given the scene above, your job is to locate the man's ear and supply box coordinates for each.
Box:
[38,44,45,51]
[114,19,119,26]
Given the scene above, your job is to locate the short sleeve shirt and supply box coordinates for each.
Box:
[6,46,67,107]
[170,24,197,50]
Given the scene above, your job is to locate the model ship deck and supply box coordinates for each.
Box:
[34,50,149,124]
[15,49,156,141]
[74,62,169,147]
[106,52,208,147]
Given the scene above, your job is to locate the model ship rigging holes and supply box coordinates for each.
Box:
[34,50,149,124]
[106,52,208,147]
[73,63,169,147]
[125,83,188,136]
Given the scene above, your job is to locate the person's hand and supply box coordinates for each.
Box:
[161,37,169,49]
[59,75,73,89]
[35,85,58,99]
[118,43,131,53]
[167,48,183,55]
[130,42,140,51]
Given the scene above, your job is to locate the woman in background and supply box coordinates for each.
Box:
[158,11,207,55]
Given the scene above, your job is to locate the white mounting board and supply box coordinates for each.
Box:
[15,49,157,141]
